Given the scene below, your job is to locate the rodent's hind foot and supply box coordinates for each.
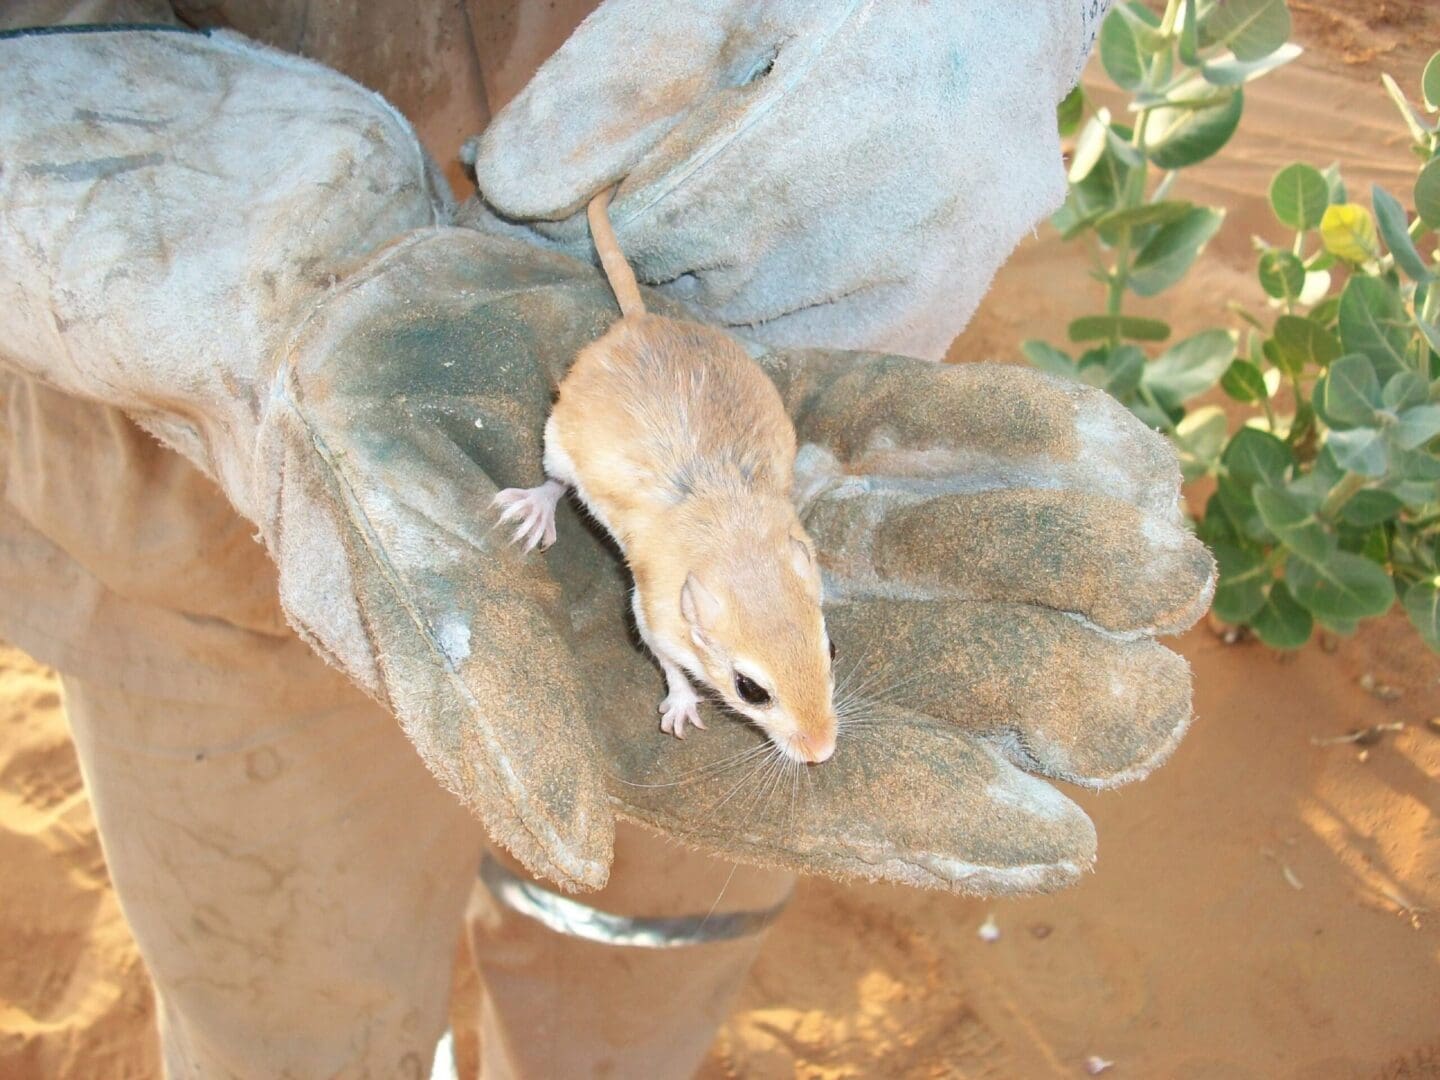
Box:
[492,479,566,552]
[659,690,705,740]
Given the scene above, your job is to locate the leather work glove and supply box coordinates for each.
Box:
[465,0,1112,361]
[0,25,1210,895]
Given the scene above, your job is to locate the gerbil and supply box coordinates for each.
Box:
[493,188,838,764]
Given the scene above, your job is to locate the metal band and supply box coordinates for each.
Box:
[478,854,791,949]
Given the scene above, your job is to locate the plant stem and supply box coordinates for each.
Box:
[1108,240,1131,325]
[1320,471,1367,521]
[1159,0,1182,37]
[1137,383,1178,434]
[1105,22,1169,343]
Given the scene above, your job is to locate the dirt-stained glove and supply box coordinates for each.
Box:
[0,24,1209,895]
[302,233,1214,892]
[465,0,1112,360]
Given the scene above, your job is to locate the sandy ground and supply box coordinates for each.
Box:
[3,5,1439,1078]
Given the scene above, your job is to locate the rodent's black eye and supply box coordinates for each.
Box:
[734,673,771,707]
[828,639,837,661]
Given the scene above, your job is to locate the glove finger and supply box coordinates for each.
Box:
[823,600,1194,790]
[805,487,1215,637]
[774,354,1186,522]
[473,3,767,221]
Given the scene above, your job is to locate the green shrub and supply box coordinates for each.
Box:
[1028,0,1440,652]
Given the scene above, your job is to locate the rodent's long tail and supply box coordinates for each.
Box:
[587,186,646,317]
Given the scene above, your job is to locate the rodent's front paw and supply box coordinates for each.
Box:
[658,691,705,740]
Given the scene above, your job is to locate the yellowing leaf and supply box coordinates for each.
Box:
[1320,203,1378,263]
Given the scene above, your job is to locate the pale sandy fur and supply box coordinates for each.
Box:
[544,313,836,761]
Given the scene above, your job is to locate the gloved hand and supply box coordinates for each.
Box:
[307,234,1214,892]
[0,25,1210,895]
[464,0,1111,360]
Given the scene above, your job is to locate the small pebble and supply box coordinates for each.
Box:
[1029,923,1053,940]
[1085,1055,1114,1075]
[1319,633,1339,654]
[977,914,1000,943]
[1427,717,1440,736]
[1359,673,1376,692]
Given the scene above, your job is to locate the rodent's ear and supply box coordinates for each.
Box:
[789,535,815,580]
[680,573,722,631]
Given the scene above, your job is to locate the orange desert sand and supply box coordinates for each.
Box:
[3,4,1439,1077]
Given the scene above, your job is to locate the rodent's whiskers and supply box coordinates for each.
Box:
[697,862,741,936]
[832,647,939,730]
[611,739,774,789]
[708,742,787,817]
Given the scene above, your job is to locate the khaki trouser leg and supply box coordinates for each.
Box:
[59,676,486,1080]
[468,826,795,1080]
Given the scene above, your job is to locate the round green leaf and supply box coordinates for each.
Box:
[1068,315,1172,343]
[1382,371,1430,411]
[1271,315,1341,375]
[1174,405,1229,481]
[1057,85,1086,138]
[1337,276,1410,379]
[1339,489,1404,528]
[1068,110,1110,184]
[1403,580,1440,651]
[1202,43,1302,87]
[1143,329,1236,404]
[1250,581,1314,649]
[1309,295,1342,329]
[1371,185,1433,283]
[1416,158,1440,229]
[1392,444,1440,483]
[1286,550,1395,622]
[1423,52,1440,113]
[1395,404,1440,450]
[1077,344,1146,399]
[1223,427,1293,488]
[1322,164,1348,207]
[1021,340,1076,378]
[1128,207,1225,297]
[1198,0,1292,62]
[1319,353,1381,427]
[1269,163,1329,230]
[1258,249,1306,300]
[1253,485,1335,563]
[1145,84,1244,170]
[1100,9,1147,91]
[1211,542,1270,623]
[1326,428,1389,477]
[1221,358,1268,402]
[1094,200,1195,233]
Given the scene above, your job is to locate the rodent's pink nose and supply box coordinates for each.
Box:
[800,730,836,764]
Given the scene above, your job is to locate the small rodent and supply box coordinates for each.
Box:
[493,188,838,764]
